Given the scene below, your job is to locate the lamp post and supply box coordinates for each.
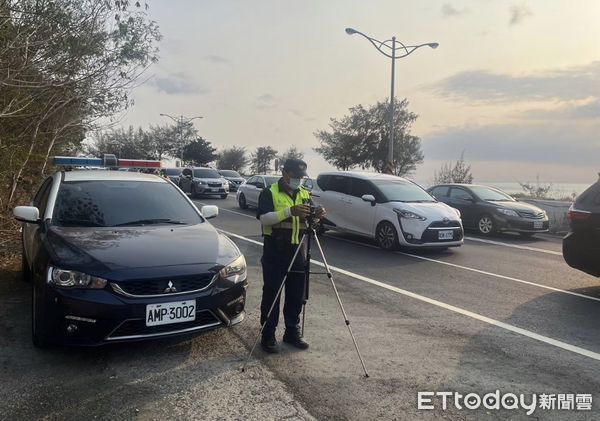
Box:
[345,27,438,174]
[159,113,203,166]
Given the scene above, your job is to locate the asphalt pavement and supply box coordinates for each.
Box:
[1,193,599,420]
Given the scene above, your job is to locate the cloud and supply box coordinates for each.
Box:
[431,61,600,103]
[441,3,468,17]
[520,99,600,120]
[151,72,210,95]
[509,4,533,25]
[256,94,277,109]
[422,120,600,167]
[204,55,231,65]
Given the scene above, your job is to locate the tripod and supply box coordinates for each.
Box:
[241,220,370,378]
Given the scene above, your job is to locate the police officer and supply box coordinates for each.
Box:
[257,158,325,353]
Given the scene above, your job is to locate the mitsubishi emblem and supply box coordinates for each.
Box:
[164,281,177,293]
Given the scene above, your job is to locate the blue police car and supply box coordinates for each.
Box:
[14,165,247,347]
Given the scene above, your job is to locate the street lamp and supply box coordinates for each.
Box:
[159,113,203,165]
[345,27,437,174]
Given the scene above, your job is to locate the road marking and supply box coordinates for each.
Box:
[220,230,600,362]
[326,235,600,303]
[207,206,597,302]
[465,236,562,256]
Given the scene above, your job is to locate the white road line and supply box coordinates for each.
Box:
[196,201,256,219]
[465,236,562,256]
[327,235,600,303]
[220,230,600,362]
[207,205,598,302]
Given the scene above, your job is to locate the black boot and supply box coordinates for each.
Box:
[283,330,309,350]
[261,334,279,353]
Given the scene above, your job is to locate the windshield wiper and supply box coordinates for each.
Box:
[115,218,187,226]
[57,219,106,227]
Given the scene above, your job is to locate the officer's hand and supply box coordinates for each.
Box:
[290,204,310,218]
[317,207,326,219]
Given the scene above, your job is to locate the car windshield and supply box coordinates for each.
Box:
[193,169,220,178]
[219,170,241,177]
[373,179,436,203]
[470,186,514,201]
[264,176,280,186]
[164,168,182,176]
[53,181,203,227]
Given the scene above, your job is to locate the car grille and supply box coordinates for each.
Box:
[429,221,462,228]
[112,274,217,297]
[107,310,221,340]
[518,210,545,219]
[208,182,222,187]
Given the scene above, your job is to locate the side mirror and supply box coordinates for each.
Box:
[202,205,219,219]
[361,194,376,206]
[14,206,40,223]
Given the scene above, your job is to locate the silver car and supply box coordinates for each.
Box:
[179,167,229,199]
[236,175,280,209]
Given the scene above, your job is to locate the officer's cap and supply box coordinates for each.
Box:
[283,158,308,177]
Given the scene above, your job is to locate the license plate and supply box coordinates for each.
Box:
[210,188,219,192]
[438,230,454,240]
[146,300,195,326]
[533,221,544,229]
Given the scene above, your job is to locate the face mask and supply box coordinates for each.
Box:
[288,178,301,190]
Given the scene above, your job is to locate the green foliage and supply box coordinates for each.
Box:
[183,138,217,167]
[434,151,474,184]
[314,98,423,176]
[519,176,553,199]
[217,147,249,172]
[251,146,278,174]
[277,146,304,171]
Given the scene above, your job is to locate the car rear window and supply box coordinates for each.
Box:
[193,169,220,178]
[575,181,600,212]
[164,168,182,176]
[53,181,203,227]
[264,176,280,186]
[219,170,241,177]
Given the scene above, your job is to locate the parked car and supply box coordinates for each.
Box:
[163,167,183,184]
[428,184,549,237]
[563,176,600,277]
[14,170,247,347]
[218,170,246,192]
[236,175,280,209]
[311,172,463,250]
[179,167,229,199]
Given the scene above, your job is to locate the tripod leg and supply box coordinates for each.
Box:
[313,232,370,378]
[242,233,308,372]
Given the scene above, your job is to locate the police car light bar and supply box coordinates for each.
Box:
[53,155,161,168]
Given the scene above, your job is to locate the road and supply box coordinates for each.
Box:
[1,193,599,420]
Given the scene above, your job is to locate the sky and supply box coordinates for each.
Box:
[117,0,600,184]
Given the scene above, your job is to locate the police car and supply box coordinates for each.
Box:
[14,156,247,347]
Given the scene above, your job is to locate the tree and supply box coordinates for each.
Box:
[314,98,423,176]
[250,146,278,174]
[519,176,553,199]
[434,151,474,184]
[217,147,249,172]
[277,146,304,165]
[183,138,217,167]
[0,0,160,225]
[146,125,178,161]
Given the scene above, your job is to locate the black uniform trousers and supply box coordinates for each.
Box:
[260,231,306,337]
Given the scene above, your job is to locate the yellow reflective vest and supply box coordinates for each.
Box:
[263,182,311,244]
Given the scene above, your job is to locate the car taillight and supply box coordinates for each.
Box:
[567,206,591,222]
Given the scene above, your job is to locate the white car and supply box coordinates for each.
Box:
[236,175,280,209]
[311,172,463,249]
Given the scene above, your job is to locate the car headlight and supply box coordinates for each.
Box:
[219,255,246,283]
[197,180,206,185]
[47,267,107,289]
[450,207,461,218]
[393,208,427,221]
[497,208,519,217]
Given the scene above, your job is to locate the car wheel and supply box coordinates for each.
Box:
[477,214,495,236]
[21,246,31,283]
[31,285,48,348]
[220,194,228,199]
[238,193,248,209]
[376,221,399,250]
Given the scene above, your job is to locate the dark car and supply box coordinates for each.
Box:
[218,170,246,192]
[178,167,229,199]
[428,184,549,237]
[13,170,247,347]
[163,167,183,184]
[562,176,600,277]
